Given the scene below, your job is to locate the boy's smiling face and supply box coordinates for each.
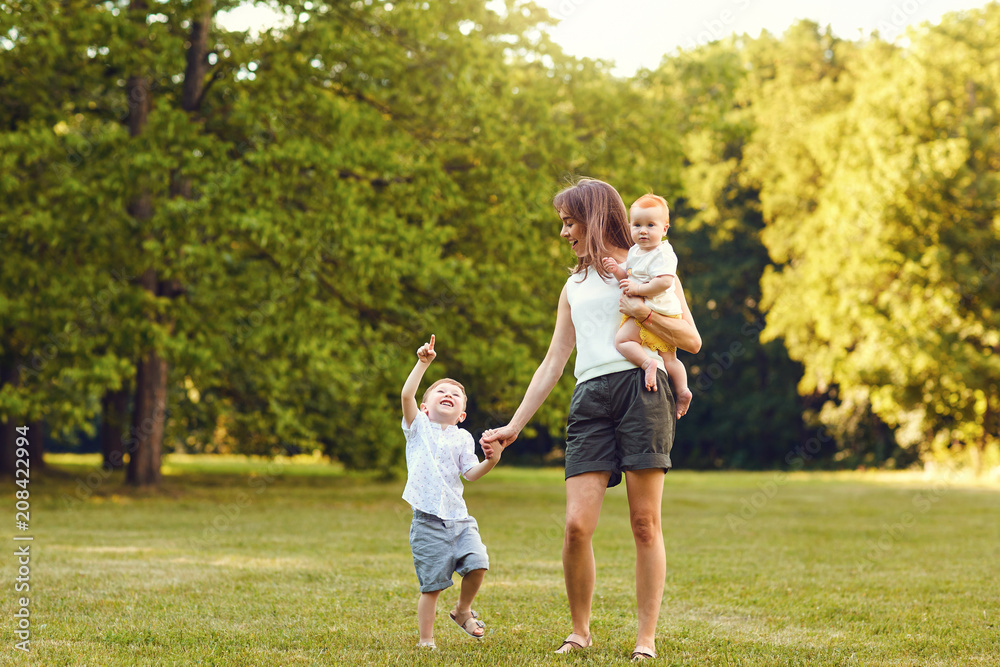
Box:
[421,381,467,426]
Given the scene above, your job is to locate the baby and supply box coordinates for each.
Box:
[602,194,693,417]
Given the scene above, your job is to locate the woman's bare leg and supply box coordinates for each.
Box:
[561,471,611,645]
[624,468,666,652]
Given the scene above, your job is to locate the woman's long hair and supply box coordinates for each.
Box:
[553,178,632,280]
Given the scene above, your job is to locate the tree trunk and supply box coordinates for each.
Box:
[124,0,161,486]
[123,0,213,486]
[970,439,983,478]
[27,419,44,470]
[182,2,213,114]
[0,362,19,477]
[101,387,129,470]
[0,421,15,478]
[127,328,167,486]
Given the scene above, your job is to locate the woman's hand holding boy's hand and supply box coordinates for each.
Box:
[480,425,519,456]
[483,441,504,461]
[416,334,436,364]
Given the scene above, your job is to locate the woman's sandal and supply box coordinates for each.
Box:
[554,633,592,654]
[631,645,657,661]
[449,609,485,638]
[416,641,436,650]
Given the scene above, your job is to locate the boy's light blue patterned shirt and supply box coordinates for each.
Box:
[402,411,479,520]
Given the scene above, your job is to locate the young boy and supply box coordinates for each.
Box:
[401,334,502,649]
[602,194,693,418]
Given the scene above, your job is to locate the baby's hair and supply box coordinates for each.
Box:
[631,194,670,223]
[422,378,467,408]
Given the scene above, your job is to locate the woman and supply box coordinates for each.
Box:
[480,178,701,661]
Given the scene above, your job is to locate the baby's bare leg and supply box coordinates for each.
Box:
[659,349,692,418]
[616,319,659,392]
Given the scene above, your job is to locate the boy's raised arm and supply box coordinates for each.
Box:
[401,335,436,428]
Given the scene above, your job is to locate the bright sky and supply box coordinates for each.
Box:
[218,0,995,76]
[528,0,994,74]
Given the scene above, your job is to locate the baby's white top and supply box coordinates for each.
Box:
[625,243,682,316]
[565,267,664,385]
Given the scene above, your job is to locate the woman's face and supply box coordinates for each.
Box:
[558,208,587,258]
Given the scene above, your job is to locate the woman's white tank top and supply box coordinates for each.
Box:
[564,267,664,384]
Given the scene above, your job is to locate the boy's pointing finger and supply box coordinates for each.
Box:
[429,334,435,350]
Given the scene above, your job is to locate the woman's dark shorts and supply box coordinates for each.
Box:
[565,367,674,488]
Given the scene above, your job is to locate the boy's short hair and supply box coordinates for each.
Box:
[422,378,468,408]
[631,194,670,223]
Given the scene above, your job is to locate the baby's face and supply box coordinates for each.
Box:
[630,207,669,251]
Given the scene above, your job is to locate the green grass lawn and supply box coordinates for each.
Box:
[2,456,999,666]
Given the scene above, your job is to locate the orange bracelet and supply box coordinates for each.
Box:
[641,308,654,325]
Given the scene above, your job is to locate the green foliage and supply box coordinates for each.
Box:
[2,0,590,472]
[3,1,999,473]
[753,10,1000,470]
[639,42,809,468]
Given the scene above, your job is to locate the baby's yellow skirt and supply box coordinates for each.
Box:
[621,313,683,354]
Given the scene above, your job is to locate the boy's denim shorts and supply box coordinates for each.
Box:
[409,509,490,593]
[565,367,674,488]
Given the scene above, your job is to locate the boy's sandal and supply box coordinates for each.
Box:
[450,609,485,638]
[631,646,657,661]
[554,633,592,654]
[416,641,436,650]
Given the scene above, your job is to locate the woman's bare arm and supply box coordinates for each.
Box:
[620,276,702,353]
[480,285,576,450]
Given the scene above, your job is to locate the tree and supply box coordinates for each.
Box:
[2,0,607,477]
[620,38,811,468]
[0,0,139,474]
[7,2,995,477]
[756,8,1000,470]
